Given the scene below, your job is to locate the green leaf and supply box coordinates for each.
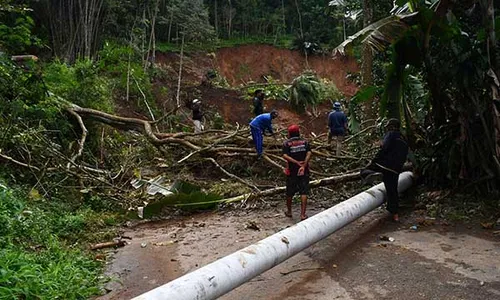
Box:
[333,13,418,56]
[350,85,379,105]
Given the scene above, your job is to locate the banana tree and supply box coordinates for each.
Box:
[334,0,500,189]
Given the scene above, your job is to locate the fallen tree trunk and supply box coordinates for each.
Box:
[176,163,414,207]
[177,171,362,207]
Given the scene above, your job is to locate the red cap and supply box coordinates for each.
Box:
[288,124,300,134]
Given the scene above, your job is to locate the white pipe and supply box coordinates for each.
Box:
[133,172,414,300]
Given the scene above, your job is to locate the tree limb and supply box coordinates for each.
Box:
[204,158,260,192]
[175,170,363,207]
[178,124,241,163]
[67,109,88,169]
[0,149,41,171]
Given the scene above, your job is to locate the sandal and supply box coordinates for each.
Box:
[301,215,308,221]
[284,211,293,218]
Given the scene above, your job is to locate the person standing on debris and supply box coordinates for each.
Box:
[360,118,409,222]
[283,125,312,221]
[249,110,279,158]
[327,101,348,156]
[192,99,204,133]
[253,89,265,116]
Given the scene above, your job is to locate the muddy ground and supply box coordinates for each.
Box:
[99,186,500,300]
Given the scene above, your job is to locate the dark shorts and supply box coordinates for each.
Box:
[328,130,345,138]
[286,176,310,197]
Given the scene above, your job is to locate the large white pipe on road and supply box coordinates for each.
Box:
[133,171,414,300]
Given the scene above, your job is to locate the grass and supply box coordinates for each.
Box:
[0,183,118,299]
[156,35,295,53]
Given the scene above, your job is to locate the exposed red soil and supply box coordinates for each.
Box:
[215,44,358,96]
[154,44,358,97]
[123,45,359,135]
[184,85,331,136]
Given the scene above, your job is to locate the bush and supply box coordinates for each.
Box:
[43,59,114,112]
[98,42,157,116]
[0,183,109,299]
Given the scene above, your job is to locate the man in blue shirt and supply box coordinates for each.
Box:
[328,101,348,156]
[250,110,279,157]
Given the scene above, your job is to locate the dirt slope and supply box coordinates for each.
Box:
[118,45,359,136]
[155,44,358,95]
[215,44,358,95]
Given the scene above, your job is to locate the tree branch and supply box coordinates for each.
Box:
[0,149,41,171]
[67,109,88,169]
[204,158,260,192]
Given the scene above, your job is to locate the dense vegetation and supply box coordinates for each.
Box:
[1,0,500,298]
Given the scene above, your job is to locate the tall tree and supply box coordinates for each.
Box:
[361,0,375,121]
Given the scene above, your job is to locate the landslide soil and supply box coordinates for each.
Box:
[117,44,359,136]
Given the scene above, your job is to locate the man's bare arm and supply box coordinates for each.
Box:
[283,154,301,166]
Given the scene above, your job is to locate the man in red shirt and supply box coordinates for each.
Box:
[283,125,312,221]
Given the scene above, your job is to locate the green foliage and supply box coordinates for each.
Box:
[143,180,222,216]
[319,78,343,102]
[289,72,322,113]
[98,42,157,116]
[0,183,108,299]
[344,0,500,190]
[0,6,41,54]
[44,59,114,112]
[157,35,295,53]
[288,72,341,113]
[0,55,47,105]
[245,75,291,102]
[348,85,381,133]
[212,112,225,129]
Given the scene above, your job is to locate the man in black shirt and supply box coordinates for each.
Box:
[283,124,312,221]
[361,118,409,222]
[253,89,265,116]
[192,99,203,133]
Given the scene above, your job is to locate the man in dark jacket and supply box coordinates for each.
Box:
[328,101,348,156]
[253,89,265,116]
[361,118,408,222]
[283,124,312,221]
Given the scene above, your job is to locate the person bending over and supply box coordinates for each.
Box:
[249,110,279,158]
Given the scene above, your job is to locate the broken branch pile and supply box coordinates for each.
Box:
[0,103,383,209]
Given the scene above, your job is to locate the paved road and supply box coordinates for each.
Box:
[101,204,500,300]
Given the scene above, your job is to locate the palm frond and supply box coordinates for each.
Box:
[328,0,346,7]
[289,72,322,113]
[333,12,419,56]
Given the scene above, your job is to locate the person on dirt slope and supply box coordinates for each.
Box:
[192,99,204,133]
[249,110,279,158]
[360,118,409,222]
[328,101,348,156]
[283,124,312,221]
[253,89,265,116]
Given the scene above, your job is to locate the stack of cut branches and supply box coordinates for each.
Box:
[0,103,382,207]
